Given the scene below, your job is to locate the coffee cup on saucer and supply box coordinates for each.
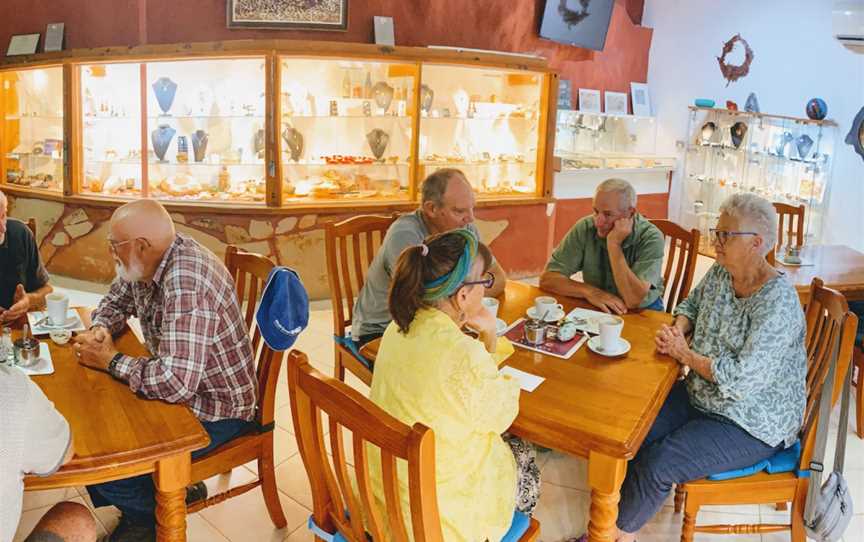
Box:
[598,316,624,351]
[534,296,563,316]
[45,292,70,326]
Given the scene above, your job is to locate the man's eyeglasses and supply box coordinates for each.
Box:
[709,229,759,246]
[107,237,149,254]
[462,271,495,290]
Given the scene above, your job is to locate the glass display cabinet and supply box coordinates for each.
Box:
[0,42,556,209]
[79,57,267,203]
[418,64,545,197]
[0,66,65,193]
[278,57,416,203]
[679,106,836,250]
[554,110,674,171]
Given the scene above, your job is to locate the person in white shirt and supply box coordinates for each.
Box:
[0,365,97,542]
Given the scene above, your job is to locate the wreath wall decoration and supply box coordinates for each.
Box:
[717,34,754,87]
[559,0,591,28]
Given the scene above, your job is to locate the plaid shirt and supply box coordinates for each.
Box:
[92,234,257,422]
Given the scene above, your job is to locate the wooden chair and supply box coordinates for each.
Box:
[26,218,36,238]
[774,202,806,250]
[185,245,287,528]
[324,213,399,386]
[676,278,858,541]
[768,202,806,264]
[855,341,863,439]
[224,244,276,336]
[286,349,540,541]
[649,219,700,312]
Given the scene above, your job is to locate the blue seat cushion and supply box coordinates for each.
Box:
[707,440,802,481]
[333,334,372,369]
[500,511,531,542]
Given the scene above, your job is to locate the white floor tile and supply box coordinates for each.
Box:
[198,486,308,542]
[533,483,590,541]
[638,508,763,542]
[21,487,81,512]
[841,514,864,542]
[274,455,314,511]
[275,426,301,466]
[540,452,589,491]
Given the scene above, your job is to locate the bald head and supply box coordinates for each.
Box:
[109,200,176,282]
[111,199,175,250]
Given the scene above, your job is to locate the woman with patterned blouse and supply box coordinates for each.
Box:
[614,193,807,542]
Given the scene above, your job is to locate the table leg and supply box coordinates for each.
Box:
[153,453,191,542]
[587,451,627,542]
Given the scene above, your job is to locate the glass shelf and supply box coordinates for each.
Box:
[149,162,265,167]
[1,66,65,193]
[147,115,265,120]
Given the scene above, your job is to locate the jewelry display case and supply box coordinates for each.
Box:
[0,65,65,193]
[554,110,675,171]
[679,106,836,251]
[418,64,546,198]
[0,41,556,211]
[278,57,415,203]
[80,57,267,203]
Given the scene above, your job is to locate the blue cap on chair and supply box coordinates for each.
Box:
[256,266,310,351]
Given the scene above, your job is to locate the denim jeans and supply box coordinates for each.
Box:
[616,382,782,532]
[87,418,252,523]
[644,297,665,312]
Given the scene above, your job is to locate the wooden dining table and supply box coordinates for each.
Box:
[774,244,864,302]
[17,308,209,542]
[363,280,679,542]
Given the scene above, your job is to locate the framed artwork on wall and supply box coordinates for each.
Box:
[558,79,573,110]
[227,0,349,31]
[578,88,601,113]
[604,91,628,115]
[630,82,651,116]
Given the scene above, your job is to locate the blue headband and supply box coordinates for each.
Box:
[421,229,479,302]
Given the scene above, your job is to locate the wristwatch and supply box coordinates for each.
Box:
[108,352,123,375]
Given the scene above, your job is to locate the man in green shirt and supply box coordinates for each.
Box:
[540,178,665,314]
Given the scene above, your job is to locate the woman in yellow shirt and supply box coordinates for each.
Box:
[369,228,540,541]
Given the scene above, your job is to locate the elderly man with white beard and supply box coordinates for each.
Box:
[72,199,256,542]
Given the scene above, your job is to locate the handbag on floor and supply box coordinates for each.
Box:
[803,326,854,542]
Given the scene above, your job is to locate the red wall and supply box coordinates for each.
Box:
[1,0,652,278]
[0,0,651,103]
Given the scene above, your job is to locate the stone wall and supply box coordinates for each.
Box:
[6,195,519,300]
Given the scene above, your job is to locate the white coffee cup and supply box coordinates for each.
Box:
[45,292,69,326]
[534,296,563,317]
[598,316,624,351]
[482,297,500,319]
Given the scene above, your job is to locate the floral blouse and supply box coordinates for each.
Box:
[673,263,806,448]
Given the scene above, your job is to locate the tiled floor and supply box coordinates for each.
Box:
[14,270,864,541]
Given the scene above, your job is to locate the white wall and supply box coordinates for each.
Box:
[643,0,864,250]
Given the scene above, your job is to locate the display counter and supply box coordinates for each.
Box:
[0,40,558,298]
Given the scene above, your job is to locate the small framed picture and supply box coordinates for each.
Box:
[630,82,651,116]
[604,91,628,115]
[44,23,65,53]
[578,88,601,113]
[558,79,573,110]
[6,33,40,56]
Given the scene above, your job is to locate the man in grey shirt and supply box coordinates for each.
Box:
[351,168,506,344]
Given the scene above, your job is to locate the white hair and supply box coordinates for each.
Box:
[595,178,637,210]
[719,193,778,256]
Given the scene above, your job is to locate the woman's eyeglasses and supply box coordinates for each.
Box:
[462,271,495,290]
[709,229,758,246]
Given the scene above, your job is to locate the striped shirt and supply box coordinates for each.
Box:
[92,234,257,422]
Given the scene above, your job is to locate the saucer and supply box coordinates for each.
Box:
[41,317,78,329]
[587,336,631,357]
[496,318,507,336]
[526,307,565,322]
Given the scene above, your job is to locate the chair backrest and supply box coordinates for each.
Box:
[225,245,276,340]
[224,244,280,425]
[287,350,443,542]
[799,278,858,469]
[324,214,399,338]
[649,219,700,312]
[26,218,36,238]
[773,202,805,251]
